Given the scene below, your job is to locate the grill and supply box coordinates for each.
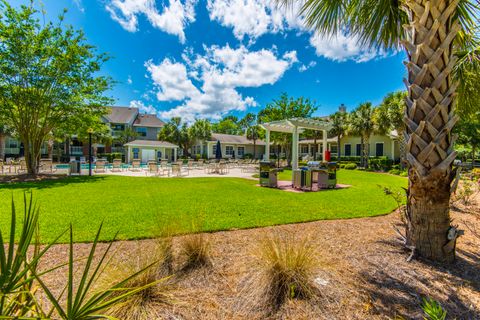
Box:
[293,162,337,190]
[259,161,281,188]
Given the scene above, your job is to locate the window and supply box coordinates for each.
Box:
[237,146,245,157]
[356,144,362,156]
[300,145,309,154]
[344,144,351,156]
[212,144,217,156]
[8,139,18,148]
[136,127,147,137]
[225,146,234,156]
[133,148,139,159]
[112,124,125,131]
[376,143,384,157]
[330,145,338,154]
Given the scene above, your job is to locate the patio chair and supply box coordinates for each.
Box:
[17,159,27,174]
[40,159,56,173]
[219,162,229,175]
[130,159,141,171]
[111,159,122,172]
[94,160,106,173]
[187,159,194,171]
[146,161,158,175]
[80,156,86,163]
[158,161,170,176]
[170,162,188,177]
[196,159,205,169]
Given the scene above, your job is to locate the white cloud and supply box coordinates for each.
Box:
[145,45,296,122]
[207,0,303,41]
[127,75,133,84]
[298,60,316,72]
[73,0,85,13]
[129,100,158,114]
[309,32,384,63]
[105,0,196,43]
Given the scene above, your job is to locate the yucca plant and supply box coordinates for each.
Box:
[33,223,163,320]
[421,297,447,320]
[0,194,63,318]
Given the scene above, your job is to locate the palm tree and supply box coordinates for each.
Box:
[159,117,192,156]
[348,103,375,168]
[189,119,212,158]
[279,0,478,262]
[241,113,264,159]
[329,111,347,161]
[374,91,407,167]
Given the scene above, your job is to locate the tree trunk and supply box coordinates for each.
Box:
[360,136,364,167]
[398,130,407,169]
[47,138,54,160]
[23,139,41,175]
[363,136,369,169]
[472,145,476,167]
[0,133,5,161]
[403,0,459,262]
[313,136,317,160]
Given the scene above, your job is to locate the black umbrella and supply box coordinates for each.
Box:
[215,140,222,160]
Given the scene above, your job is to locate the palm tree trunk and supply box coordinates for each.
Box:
[363,135,369,169]
[403,0,460,262]
[360,136,364,167]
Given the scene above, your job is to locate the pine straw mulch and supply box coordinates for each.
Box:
[37,199,480,320]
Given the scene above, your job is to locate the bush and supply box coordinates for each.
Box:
[344,163,357,170]
[472,168,480,179]
[244,153,253,159]
[369,156,393,171]
[421,297,447,320]
[255,233,317,310]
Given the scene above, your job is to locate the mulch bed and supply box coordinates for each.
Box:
[0,173,68,183]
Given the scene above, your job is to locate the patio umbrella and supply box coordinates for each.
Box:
[215,140,222,160]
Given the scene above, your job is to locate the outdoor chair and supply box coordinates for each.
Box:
[94,160,106,173]
[219,162,229,175]
[17,160,27,174]
[187,159,194,171]
[146,161,158,175]
[158,161,170,176]
[40,159,56,173]
[112,159,122,172]
[196,159,205,169]
[130,159,141,171]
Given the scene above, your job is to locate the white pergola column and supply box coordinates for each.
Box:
[127,146,131,163]
[292,126,299,169]
[322,130,328,162]
[265,129,270,161]
[173,147,177,162]
[391,140,395,160]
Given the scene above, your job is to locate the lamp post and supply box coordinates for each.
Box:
[87,128,93,176]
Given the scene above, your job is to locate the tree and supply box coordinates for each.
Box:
[212,116,242,135]
[279,0,479,262]
[158,117,191,156]
[0,124,9,161]
[329,111,347,161]
[456,115,480,165]
[374,91,407,167]
[258,93,317,164]
[348,103,375,168]
[116,127,138,145]
[241,113,264,159]
[189,119,212,157]
[0,2,112,174]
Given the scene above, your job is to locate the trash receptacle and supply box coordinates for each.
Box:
[69,161,81,175]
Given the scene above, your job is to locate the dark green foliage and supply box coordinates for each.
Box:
[421,297,447,320]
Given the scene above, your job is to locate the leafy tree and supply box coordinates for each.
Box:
[279,0,479,262]
[0,2,113,174]
[456,115,480,165]
[258,93,317,164]
[329,111,347,161]
[212,116,242,135]
[241,113,264,159]
[116,127,138,145]
[0,124,9,161]
[348,102,375,168]
[374,91,407,166]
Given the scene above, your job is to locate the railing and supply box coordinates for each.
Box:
[70,146,84,155]
[4,147,20,155]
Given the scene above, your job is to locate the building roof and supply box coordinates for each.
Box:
[209,133,266,145]
[104,106,138,124]
[133,114,165,128]
[124,140,178,148]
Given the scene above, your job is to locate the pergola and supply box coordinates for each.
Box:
[260,118,332,169]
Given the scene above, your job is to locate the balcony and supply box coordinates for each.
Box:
[70,146,84,155]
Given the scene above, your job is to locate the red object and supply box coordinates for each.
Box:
[325,150,331,161]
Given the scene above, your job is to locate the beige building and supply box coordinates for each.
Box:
[191,133,266,159]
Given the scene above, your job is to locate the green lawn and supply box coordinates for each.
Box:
[0,170,406,243]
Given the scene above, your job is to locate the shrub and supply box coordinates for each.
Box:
[399,171,408,177]
[179,222,212,270]
[453,180,477,205]
[472,168,480,179]
[255,233,317,310]
[105,244,175,320]
[421,297,447,320]
[344,163,357,170]
[389,169,401,175]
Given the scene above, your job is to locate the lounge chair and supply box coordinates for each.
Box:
[94,159,106,173]
[111,159,122,172]
[17,159,27,174]
[130,159,141,171]
[158,161,170,176]
[170,161,188,177]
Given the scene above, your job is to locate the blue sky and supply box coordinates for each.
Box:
[13,0,406,121]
